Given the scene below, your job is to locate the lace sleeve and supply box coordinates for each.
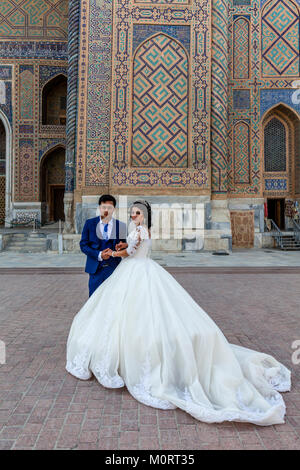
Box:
[125,225,149,256]
[126,238,138,256]
[137,225,149,240]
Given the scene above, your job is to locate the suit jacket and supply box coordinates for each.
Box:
[80,217,127,274]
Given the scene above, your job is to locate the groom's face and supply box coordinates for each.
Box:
[99,201,115,221]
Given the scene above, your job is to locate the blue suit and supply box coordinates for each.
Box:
[80,217,127,297]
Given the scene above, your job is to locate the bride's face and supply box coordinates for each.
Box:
[130,206,144,226]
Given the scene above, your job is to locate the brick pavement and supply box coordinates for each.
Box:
[0,270,299,450]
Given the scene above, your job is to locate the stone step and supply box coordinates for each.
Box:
[282,248,300,251]
[23,247,47,253]
[281,243,300,247]
[5,246,25,252]
[7,240,47,246]
[7,241,27,246]
[28,233,46,239]
[5,246,48,253]
[10,234,27,239]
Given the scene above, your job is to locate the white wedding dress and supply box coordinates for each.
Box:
[66,225,291,426]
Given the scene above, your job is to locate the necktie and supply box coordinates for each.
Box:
[103,223,109,240]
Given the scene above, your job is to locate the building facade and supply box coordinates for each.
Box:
[0,0,299,250]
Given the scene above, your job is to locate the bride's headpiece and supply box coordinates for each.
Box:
[132,200,151,210]
[130,199,152,228]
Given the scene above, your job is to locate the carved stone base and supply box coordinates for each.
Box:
[63,192,75,234]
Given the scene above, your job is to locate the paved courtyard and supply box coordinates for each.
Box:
[1,247,300,268]
[0,269,299,450]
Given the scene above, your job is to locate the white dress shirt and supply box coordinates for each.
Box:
[98,218,114,262]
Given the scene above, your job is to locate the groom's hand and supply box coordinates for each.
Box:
[101,248,111,260]
[116,242,128,251]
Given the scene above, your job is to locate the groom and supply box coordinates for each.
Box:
[80,194,128,297]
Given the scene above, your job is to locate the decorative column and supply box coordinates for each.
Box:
[210,0,231,234]
[211,0,229,196]
[64,0,81,233]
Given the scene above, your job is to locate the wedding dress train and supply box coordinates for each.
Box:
[66,226,291,426]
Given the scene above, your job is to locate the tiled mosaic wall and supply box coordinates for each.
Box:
[227,0,300,199]
[77,0,211,192]
[0,0,300,209]
[0,1,68,203]
[77,0,300,200]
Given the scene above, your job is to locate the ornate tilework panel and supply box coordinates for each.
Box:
[260,89,300,118]
[0,65,11,79]
[261,0,300,77]
[39,65,67,87]
[233,89,250,109]
[0,176,5,222]
[0,42,67,59]
[264,117,286,171]
[234,0,250,4]
[39,139,66,160]
[133,24,190,53]
[233,120,250,184]
[81,0,211,189]
[265,178,287,190]
[233,17,250,79]
[19,139,34,200]
[211,0,229,194]
[134,0,188,3]
[87,0,112,144]
[132,34,188,167]
[86,140,110,186]
[0,0,68,40]
[19,67,34,120]
[261,0,300,9]
[19,125,34,134]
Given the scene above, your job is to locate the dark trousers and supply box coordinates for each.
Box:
[88,263,115,297]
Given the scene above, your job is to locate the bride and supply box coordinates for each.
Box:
[66,200,291,426]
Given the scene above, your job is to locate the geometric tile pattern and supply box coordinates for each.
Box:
[39,138,66,160]
[265,178,287,190]
[80,0,211,189]
[133,24,190,53]
[39,65,68,88]
[260,88,300,118]
[233,89,250,109]
[132,34,188,167]
[82,0,112,188]
[0,175,5,222]
[233,120,250,184]
[134,0,188,3]
[0,65,12,79]
[19,68,34,119]
[262,0,300,77]
[86,140,109,186]
[0,41,67,59]
[19,139,34,200]
[233,16,250,79]
[211,0,229,194]
[0,0,68,40]
[228,0,300,198]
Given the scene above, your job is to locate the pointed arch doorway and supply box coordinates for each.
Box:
[40,146,65,224]
[0,109,12,227]
[262,103,300,231]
